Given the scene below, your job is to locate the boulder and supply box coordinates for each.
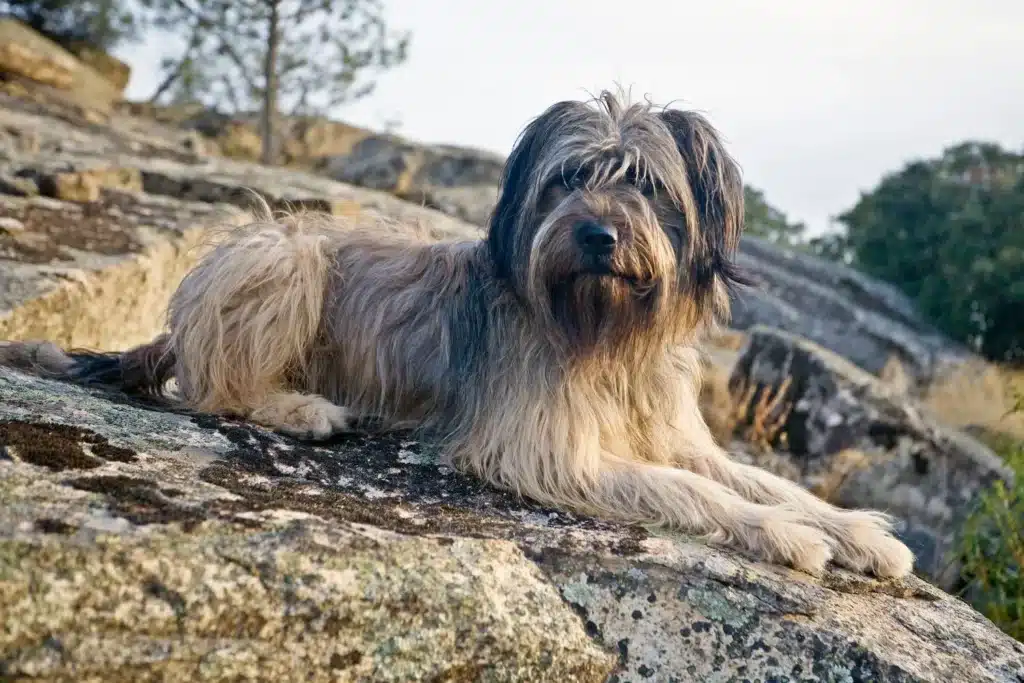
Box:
[0,39,74,90]
[726,326,1015,588]
[3,366,1024,681]
[121,103,377,167]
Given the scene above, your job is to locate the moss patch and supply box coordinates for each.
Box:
[64,475,204,530]
[0,419,139,470]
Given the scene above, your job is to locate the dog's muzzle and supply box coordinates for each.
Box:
[574,220,619,273]
[574,220,618,256]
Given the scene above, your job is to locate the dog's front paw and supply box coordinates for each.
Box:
[754,516,837,577]
[830,511,915,578]
[770,524,835,577]
[251,393,354,441]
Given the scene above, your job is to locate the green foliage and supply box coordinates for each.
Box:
[804,231,853,264]
[743,186,807,247]
[140,0,410,116]
[0,0,141,50]
[836,142,1024,363]
[956,388,1024,642]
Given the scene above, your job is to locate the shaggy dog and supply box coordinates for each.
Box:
[0,91,914,578]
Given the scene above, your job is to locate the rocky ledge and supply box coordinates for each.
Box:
[2,366,1023,682]
[0,92,480,353]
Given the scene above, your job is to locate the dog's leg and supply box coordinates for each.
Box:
[672,428,914,577]
[167,217,355,441]
[587,456,837,575]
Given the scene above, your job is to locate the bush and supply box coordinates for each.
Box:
[836,141,1024,364]
[955,392,1024,641]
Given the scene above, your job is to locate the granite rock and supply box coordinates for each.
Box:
[3,366,1024,682]
[319,134,505,226]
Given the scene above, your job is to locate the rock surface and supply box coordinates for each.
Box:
[0,19,123,114]
[730,236,974,388]
[0,91,481,352]
[115,101,378,168]
[3,366,1024,682]
[319,134,506,226]
[727,326,1014,589]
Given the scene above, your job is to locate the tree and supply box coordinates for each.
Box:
[805,229,853,264]
[743,186,807,247]
[1,0,141,50]
[140,0,410,164]
[837,141,1024,363]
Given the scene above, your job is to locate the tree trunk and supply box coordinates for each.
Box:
[260,0,281,165]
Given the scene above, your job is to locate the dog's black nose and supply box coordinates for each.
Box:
[574,221,618,255]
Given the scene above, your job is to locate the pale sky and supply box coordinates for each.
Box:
[116,0,1024,236]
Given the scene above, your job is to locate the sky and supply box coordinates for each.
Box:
[116,0,1024,237]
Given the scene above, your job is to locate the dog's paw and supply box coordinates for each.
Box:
[251,393,354,441]
[755,516,836,577]
[830,511,915,578]
[781,524,836,577]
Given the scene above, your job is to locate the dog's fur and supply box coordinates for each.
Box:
[1,91,914,578]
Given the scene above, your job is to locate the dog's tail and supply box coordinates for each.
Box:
[0,334,176,397]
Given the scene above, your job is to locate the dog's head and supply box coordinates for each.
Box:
[487,90,748,356]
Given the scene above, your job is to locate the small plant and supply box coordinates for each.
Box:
[724,376,793,454]
[955,387,1024,642]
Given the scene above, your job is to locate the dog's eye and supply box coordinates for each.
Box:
[561,172,586,190]
[624,168,657,196]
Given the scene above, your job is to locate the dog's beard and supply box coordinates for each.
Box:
[526,209,674,356]
[547,272,662,353]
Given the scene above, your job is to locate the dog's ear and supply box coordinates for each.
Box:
[658,109,748,288]
[488,100,584,281]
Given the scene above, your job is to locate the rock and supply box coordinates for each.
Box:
[0,39,74,90]
[213,119,264,160]
[0,20,123,114]
[0,191,237,352]
[730,235,974,389]
[282,116,374,165]
[122,103,375,167]
[2,367,1024,682]
[26,165,143,203]
[727,326,1015,588]
[0,216,25,232]
[63,42,132,95]
[319,134,506,225]
[0,173,38,197]
[0,95,481,354]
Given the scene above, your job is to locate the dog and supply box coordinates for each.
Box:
[0,91,914,578]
